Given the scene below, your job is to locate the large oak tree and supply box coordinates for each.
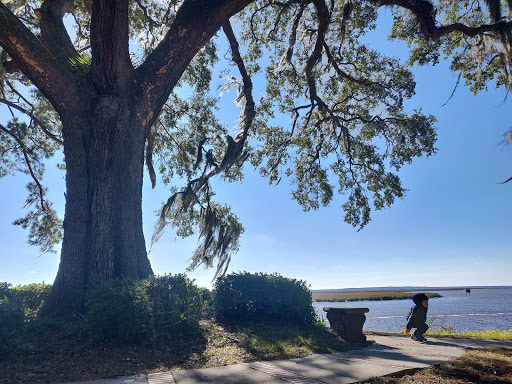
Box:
[1,0,510,315]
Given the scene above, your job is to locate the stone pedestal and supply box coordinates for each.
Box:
[323,307,369,342]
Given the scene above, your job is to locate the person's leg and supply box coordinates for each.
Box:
[414,323,429,340]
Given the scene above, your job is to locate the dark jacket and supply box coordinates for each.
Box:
[406,305,427,329]
[406,293,428,329]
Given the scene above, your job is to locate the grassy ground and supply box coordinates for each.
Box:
[0,316,365,384]
[312,290,442,302]
[366,329,512,341]
[426,328,512,340]
[2,314,510,384]
[360,348,512,383]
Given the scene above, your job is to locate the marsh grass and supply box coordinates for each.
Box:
[312,290,441,302]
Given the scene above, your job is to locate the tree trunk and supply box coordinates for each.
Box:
[43,94,153,315]
[1,0,256,316]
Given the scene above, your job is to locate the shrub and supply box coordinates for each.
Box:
[143,274,204,333]
[0,282,25,355]
[85,279,154,344]
[13,282,52,315]
[214,272,316,324]
[199,287,214,305]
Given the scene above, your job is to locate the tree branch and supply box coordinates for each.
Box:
[322,40,386,88]
[90,0,133,91]
[152,17,256,278]
[35,0,80,69]
[369,0,512,40]
[0,123,47,210]
[82,0,92,14]
[0,2,79,112]
[135,0,254,133]
[146,129,157,189]
[305,0,330,109]
[0,98,64,146]
[2,59,20,74]
[274,0,308,72]
[222,20,255,145]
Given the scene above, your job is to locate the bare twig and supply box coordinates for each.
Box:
[0,98,63,146]
[441,71,462,106]
[0,123,47,209]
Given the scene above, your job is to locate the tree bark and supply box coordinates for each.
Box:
[43,94,153,314]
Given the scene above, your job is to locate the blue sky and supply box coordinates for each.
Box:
[1,10,511,290]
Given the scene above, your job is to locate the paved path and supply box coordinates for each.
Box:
[62,336,512,384]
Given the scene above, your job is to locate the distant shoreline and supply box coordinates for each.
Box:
[312,286,512,293]
[312,290,442,302]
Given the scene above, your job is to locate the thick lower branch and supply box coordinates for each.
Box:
[36,0,80,68]
[305,0,330,108]
[135,0,254,131]
[90,0,133,91]
[369,0,512,40]
[222,21,255,142]
[0,3,79,110]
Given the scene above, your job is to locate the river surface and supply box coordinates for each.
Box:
[313,287,512,333]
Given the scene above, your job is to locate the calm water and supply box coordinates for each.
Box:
[313,288,512,333]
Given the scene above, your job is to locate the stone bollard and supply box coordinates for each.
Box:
[323,307,369,342]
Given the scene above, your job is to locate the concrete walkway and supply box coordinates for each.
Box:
[62,336,512,384]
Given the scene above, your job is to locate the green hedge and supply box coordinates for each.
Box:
[214,272,316,324]
[85,274,205,344]
[86,279,154,344]
[13,282,52,314]
[0,282,25,355]
[143,274,204,332]
[199,287,214,305]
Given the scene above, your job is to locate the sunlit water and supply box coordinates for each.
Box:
[313,288,512,333]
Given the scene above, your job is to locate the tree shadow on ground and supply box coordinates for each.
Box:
[434,348,512,384]
[0,316,208,384]
[360,347,512,384]
[216,318,368,361]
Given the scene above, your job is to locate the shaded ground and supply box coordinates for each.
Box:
[0,316,360,384]
[361,348,512,384]
[3,316,511,384]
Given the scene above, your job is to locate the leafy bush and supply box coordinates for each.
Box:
[199,287,214,305]
[143,274,204,333]
[214,272,316,324]
[0,282,25,355]
[85,274,205,344]
[85,279,154,344]
[13,282,52,314]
